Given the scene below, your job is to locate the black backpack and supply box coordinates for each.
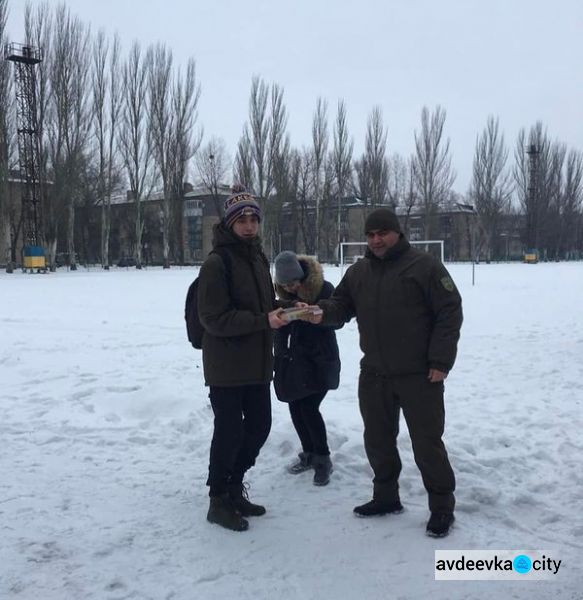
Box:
[185,249,232,349]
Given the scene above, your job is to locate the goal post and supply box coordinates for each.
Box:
[340,240,445,275]
[410,240,444,263]
[340,242,368,275]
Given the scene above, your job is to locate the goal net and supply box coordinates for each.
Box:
[340,240,445,275]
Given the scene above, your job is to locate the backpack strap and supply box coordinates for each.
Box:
[209,247,233,294]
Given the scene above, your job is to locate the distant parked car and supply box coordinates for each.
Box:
[117,256,137,267]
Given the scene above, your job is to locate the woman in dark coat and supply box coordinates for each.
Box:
[273,251,341,486]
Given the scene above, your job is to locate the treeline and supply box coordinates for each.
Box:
[1,0,582,269]
[0,1,201,269]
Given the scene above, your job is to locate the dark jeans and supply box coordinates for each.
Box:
[358,370,456,513]
[288,391,329,456]
[207,383,271,496]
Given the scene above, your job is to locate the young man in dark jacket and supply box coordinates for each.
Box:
[197,185,287,532]
[273,252,341,486]
[312,208,463,537]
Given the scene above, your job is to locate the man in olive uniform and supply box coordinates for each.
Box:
[313,208,462,537]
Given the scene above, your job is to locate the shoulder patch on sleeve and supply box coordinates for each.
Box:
[440,276,455,292]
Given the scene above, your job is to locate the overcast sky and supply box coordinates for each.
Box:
[6,0,583,192]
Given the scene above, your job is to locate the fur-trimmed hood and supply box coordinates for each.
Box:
[275,255,324,304]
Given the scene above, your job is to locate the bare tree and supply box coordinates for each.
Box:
[470,116,513,261]
[235,77,287,202]
[387,153,407,208]
[46,6,91,270]
[296,147,316,253]
[0,0,13,270]
[247,76,270,199]
[311,97,328,257]
[234,78,290,251]
[364,106,388,207]
[412,105,456,238]
[119,41,152,268]
[233,126,254,191]
[387,153,417,233]
[147,42,173,268]
[92,30,122,269]
[168,57,202,265]
[560,150,583,257]
[197,136,229,217]
[545,142,567,259]
[263,82,290,255]
[353,157,371,204]
[319,155,337,261]
[332,99,353,258]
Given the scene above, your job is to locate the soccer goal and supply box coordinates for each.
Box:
[340,240,445,275]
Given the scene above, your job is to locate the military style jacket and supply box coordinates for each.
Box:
[319,236,463,376]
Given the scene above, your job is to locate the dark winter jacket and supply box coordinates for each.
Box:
[274,256,341,402]
[318,236,462,376]
[197,222,277,386]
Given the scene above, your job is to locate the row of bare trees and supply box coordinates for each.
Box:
[224,82,458,260]
[1,2,201,270]
[222,77,582,261]
[1,1,582,267]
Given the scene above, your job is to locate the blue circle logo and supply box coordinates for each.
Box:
[513,555,532,574]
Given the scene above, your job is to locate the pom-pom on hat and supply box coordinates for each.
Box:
[223,184,261,229]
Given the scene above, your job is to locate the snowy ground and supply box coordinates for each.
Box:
[1,262,582,600]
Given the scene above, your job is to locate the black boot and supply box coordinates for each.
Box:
[353,498,404,517]
[426,512,455,537]
[286,451,313,474]
[312,454,333,486]
[207,493,249,531]
[228,483,266,517]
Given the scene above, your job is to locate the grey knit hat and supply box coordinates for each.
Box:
[274,251,305,285]
[364,208,401,234]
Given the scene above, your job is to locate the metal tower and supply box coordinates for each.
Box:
[526,144,540,257]
[4,42,45,270]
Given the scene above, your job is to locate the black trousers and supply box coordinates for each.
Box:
[358,370,456,513]
[207,383,271,496]
[288,391,329,456]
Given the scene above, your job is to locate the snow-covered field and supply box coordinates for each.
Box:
[1,262,582,600]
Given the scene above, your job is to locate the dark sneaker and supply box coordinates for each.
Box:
[228,483,266,517]
[426,512,455,537]
[312,454,333,486]
[287,452,313,474]
[353,498,404,517]
[207,494,249,531]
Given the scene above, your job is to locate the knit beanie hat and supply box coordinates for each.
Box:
[223,184,261,229]
[364,208,401,234]
[274,251,305,285]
